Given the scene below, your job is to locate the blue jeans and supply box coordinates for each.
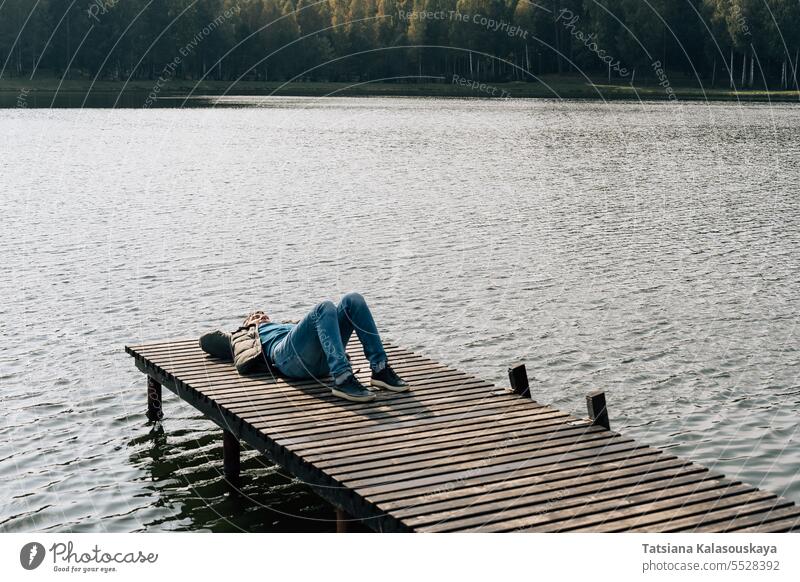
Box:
[270,292,388,382]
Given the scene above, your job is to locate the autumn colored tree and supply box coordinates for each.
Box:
[1,0,797,87]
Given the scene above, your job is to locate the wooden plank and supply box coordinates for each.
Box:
[450,481,753,532]
[224,390,542,433]
[733,514,800,532]
[414,469,715,531]
[236,389,540,430]
[310,420,601,469]
[388,458,695,520]
[125,338,200,352]
[326,429,619,482]
[328,434,623,487]
[280,404,569,448]
[133,348,426,385]
[356,442,653,500]
[160,362,500,404]
[215,381,503,415]
[197,368,487,400]
[571,489,780,533]
[349,440,647,494]
[253,402,567,442]
[292,409,573,455]
[203,368,491,401]
[198,369,485,400]
[362,449,669,505]
[632,498,797,532]
[420,473,725,533]
[159,362,471,395]
[216,383,501,422]
[707,505,800,532]
[228,403,536,442]
[254,408,547,444]
[165,349,439,371]
[513,484,762,533]
[198,378,488,410]
[204,385,507,422]
[185,364,460,392]
[131,342,409,364]
[403,464,709,529]
[208,367,483,393]
[137,346,424,378]
[142,355,412,375]
[236,404,535,445]
[378,451,677,511]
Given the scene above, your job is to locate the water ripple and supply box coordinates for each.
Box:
[1,98,799,531]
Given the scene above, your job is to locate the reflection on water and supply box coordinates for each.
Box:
[0,91,201,109]
[1,97,799,532]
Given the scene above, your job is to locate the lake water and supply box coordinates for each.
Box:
[1,97,799,532]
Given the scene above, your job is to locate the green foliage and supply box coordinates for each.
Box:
[0,0,797,87]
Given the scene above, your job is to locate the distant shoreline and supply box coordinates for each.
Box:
[2,76,799,104]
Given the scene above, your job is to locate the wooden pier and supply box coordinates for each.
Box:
[125,339,800,533]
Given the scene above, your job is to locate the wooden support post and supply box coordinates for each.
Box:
[222,429,240,483]
[336,508,349,533]
[146,376,163,421]
[586,391,610,430]
[508,363,530,398]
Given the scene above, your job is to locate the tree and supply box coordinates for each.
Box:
[0,0,796,87]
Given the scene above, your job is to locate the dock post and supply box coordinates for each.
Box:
[508,363,531,398]
[586,391,610,429]
[335,508,349,533]
[222,430,240,483]
[146,376,163,421]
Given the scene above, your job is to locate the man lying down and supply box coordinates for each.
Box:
[199,292,408,403]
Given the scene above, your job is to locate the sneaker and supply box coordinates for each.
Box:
[331,373,376,403]
[370,364,409,392]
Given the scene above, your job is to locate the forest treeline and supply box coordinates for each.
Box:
[1,1,799,89]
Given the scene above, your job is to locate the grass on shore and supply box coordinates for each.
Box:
[2,75,799,102]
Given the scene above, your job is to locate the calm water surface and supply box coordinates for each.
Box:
[1,97,799,532]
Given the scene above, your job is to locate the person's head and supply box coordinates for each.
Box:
[243,310,271,327]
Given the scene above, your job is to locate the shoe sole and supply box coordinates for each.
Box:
[331,388,376,402]
[370,379,411,392]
